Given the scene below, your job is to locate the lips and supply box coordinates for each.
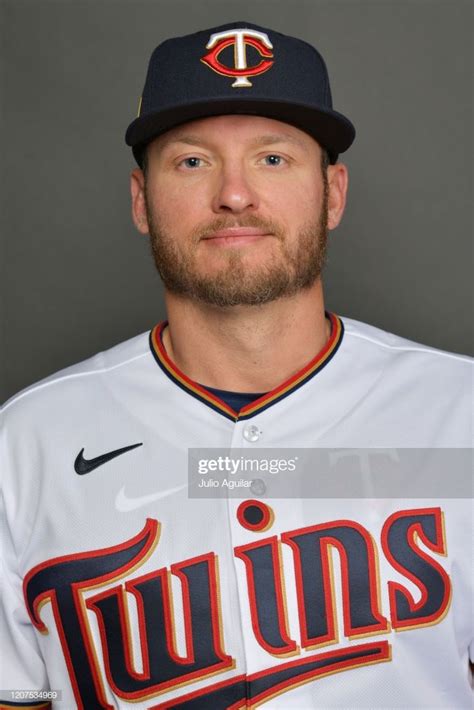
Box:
[206,226,270,237]
[202,227,272,245]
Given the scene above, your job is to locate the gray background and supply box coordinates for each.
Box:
[1,0,472,403]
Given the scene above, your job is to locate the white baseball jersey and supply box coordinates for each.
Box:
[1,313,472,709]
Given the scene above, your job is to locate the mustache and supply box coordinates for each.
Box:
[193,215,284,242]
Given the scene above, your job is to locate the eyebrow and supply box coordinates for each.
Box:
[164,135,208,147]
[250,133,307,148]
[162,133,307,150]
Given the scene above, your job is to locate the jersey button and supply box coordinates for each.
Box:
[243,424,261,442]
[250,478,266,496]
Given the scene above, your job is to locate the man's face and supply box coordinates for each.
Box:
[132,115,342,307]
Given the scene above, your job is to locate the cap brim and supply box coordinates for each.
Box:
[125,98,355,165]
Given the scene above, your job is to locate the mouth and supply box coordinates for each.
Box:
[202,227,273,247]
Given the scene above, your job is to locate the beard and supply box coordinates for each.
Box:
[145,180,329,308]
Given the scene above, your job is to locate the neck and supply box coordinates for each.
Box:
[161,280,330,392]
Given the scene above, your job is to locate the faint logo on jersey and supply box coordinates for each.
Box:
[201,28,274,87]
[115,483,187,511]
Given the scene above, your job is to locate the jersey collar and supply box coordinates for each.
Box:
[149,312,344,422]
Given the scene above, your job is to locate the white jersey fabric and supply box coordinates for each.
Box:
[1,314,472,709]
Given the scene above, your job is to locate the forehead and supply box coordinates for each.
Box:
[150,114,321,153]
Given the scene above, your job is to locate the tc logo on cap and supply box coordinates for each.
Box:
[201,28,274,88]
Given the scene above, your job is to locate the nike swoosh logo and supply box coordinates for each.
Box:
[74,443,143,475]
[115,483,187,512]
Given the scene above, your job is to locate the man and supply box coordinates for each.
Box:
[0,21,472,710]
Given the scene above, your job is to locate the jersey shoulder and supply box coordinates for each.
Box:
[1,330,151,416]
[339,315,472,407]
[341,315,472,365]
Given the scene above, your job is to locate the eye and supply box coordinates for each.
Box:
[262,154,285,167]
[179,156,204,169]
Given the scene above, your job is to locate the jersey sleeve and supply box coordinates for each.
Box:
[0,490,50,706]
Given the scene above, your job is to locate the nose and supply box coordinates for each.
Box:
[211,163,259,214]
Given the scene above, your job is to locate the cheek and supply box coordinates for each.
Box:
[265,189,321,231]
[152,178,209,219]
[146,187,196,233]
[262,174,322,213]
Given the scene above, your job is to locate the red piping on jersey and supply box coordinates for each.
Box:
[149,312,344,422]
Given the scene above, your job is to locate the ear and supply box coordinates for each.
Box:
[326,163,348,231]
[130,168,150,234]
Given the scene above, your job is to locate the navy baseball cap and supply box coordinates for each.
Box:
[125,21,355,165]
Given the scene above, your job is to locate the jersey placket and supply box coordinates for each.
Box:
[226,418,273,704]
